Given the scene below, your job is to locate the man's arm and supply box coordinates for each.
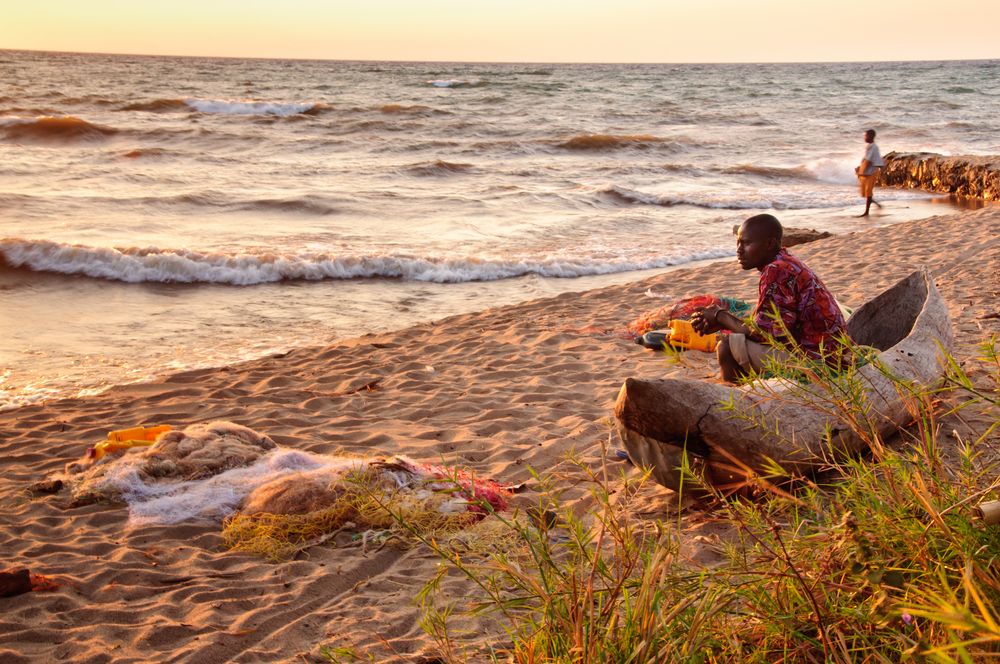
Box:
[691,305,751,336]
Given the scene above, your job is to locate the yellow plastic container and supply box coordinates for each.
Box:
[106,424,172,444]
[88,424,172,460]
[668,319,718,353]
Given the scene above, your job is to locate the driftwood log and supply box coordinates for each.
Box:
[615,269,953,493]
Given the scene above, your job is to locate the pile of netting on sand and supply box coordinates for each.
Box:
[43,421,516,561]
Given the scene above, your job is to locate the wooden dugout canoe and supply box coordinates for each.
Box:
[614,268,953,493]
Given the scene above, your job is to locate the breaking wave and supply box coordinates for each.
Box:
[0,116,119,142]
[121,97,330,116]
[0,238,732,286]
[427,79,482,88]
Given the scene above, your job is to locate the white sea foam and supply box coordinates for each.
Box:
[427,79,481,88]
[802,157,860,184]
[183,98,324,116]
[0,238,733,285]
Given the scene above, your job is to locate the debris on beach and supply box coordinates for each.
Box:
[44,421,514,561]
[0,568,59,598]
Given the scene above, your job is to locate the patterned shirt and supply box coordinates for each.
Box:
[752,249,849,360]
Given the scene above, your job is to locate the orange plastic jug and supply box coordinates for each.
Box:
[668,319,718,353]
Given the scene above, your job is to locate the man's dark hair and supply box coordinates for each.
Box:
[866,128,876,138]
[744,213,783,243]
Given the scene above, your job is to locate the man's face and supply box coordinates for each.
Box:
[865,131,875,143]
[736,222,777,271]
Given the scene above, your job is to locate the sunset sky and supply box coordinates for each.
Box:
[3,0,998,63]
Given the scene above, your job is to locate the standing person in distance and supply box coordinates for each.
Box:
[855,129,885,217]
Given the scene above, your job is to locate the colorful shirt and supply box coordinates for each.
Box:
[752,249,849,360]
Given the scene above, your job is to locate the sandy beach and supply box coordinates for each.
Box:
[1,207,998,662]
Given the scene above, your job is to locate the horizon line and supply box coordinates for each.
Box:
[3,46,998,67]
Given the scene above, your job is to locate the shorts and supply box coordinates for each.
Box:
[727,333,790,373]
[858,173,877,198]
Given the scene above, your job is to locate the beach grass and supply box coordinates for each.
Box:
[323,336,1000,663]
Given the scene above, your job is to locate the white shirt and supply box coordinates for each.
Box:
[862,143,884,175]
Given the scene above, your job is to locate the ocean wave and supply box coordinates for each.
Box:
[150,192,339,214]
[5,190,340,214]
[234,196,339,215]
[0,106,62,117]
[0,115,119,142]
[800,158,859,185]
[599,184,888,210]
[720,164,813,180]
[122,147,174,159]
[402,160,475,176]
[188,98,331,116]
[0,238,732,286]
[53,95,116,106]
[557,134,682,151]
[427,79,482,88]
[120,98,190,112]
[922,98,964,110]
[945,86,977,94]
[120,98,331,116]
[378,103,450,116]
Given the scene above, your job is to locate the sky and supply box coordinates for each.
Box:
[2,0,998,63]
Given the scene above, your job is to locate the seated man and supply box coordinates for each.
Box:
[691,214,849,382]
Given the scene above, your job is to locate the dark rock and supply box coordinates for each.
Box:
[0,568,32,598]
[732,225,832,248]
[879,152,1000,201]
[782,227,833,247]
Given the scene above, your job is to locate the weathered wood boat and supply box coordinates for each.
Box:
[614,268,953,493]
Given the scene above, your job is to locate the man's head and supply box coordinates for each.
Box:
[865,129,876,143]
[736,214,782,271]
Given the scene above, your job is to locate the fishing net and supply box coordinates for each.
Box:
[223,461,513,561]
[52,421,514,560]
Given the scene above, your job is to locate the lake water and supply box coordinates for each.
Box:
[2,51,997,409]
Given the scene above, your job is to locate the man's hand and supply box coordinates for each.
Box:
[691,305,725,334]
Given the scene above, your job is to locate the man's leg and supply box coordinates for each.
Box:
[717,335,746,383]
[857,177,869,217]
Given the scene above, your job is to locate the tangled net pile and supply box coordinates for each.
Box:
[222,457,514,561]
[51,421,513,561]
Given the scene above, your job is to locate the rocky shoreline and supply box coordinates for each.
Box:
[880,152,1000,201]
